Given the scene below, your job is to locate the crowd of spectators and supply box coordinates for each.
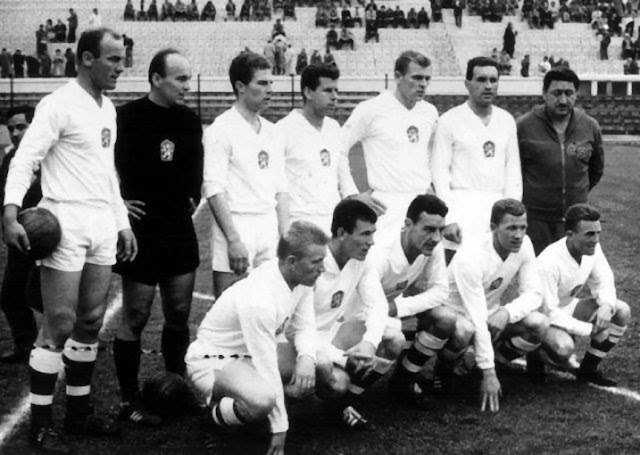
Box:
[0,47,77,78]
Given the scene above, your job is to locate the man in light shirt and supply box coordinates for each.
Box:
[342,50,438,250]
[275,63,384,235]
[537,204,630,386]
[446,199,547,413]
[314,199,405,429]
[203,52,289,297]
[432,56,522,263]
[186,221,328,455]
[2,28,137,453]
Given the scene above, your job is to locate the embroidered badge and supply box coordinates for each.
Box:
[320,149,331,167]
[483,140,495,157]
[160,139,175,162]
[331,290,344,309]
[258,150,269,169]
[566,142,592,162]
[407,125,420,143]
[488,277,503,291]
[101,128,111,148]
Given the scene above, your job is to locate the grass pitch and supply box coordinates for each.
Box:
[0,145,639,454]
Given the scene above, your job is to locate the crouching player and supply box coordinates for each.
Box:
[365,194,457,408]
[313,199,405,428]
[186,221,328,454]
[537,204,631,386]
[446,199,548,412]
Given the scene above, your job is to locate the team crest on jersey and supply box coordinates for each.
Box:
[160,139,175,162]
[407,125,420,143]
[396,280,408,291]
[570,284,583,297]
[566,142,592,162]
[275,317,290,336]
[483,141,495,157]
[320,149,331,167]
[258,150,269,169]
[330,291,344,308]
[101,128,111,148]
[488,277,503,291]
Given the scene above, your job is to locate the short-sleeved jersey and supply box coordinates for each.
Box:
[342,91,438,194]
[275,110,358,217]
[195,259,317,434]
[202,106,287,214]
[537,237,616,336]
[448,235,541,369]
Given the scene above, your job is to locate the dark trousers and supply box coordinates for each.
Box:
[67,27,76,43]
[1,249,40,349]
[526,218,565,256]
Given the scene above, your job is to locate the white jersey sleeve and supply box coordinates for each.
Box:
[431,117,455,215]
[202,120,231,199]
[502,240,542,323]
[284,288,318,361]
[586,247,617,309]
[502,121,522,200]
[357,261,388,348]
[342,101,371,151]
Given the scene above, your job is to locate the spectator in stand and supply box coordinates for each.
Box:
[238,0,250,20]
[284,44,295,75]
[498,49,512,75]
[64,48,77,77]
[329,5,340,26]
[54,19,67,43]
[161,0,175,20]
[137,0,149,20]
[622,33,635,59]
[125,0,136,20]
[201,1,216,20]
[187,0,200,20]
[261,0,272,21]
[274,37,287,75]
[394,6,407,28]
[365,4,378,40]
[520,54,530,77]
[296,48,308,74]
[310,49,322,65]
[384,5,396,27]
[342,6,353,27]
[283,0,296,20]
[598,26,611,59]
[67,8,78,42]
[89,8,102,28]
[376,5,387,28]
[432,0,443,22]
[124,35,135,68]
[0,49,12,78]
[45,19,55,43]
[418,6,430,28]
[622,11,634,35]
[624,57,639,74]
[264,39,276,71]
[316,6,329,27]
[324,48,336,68]
[51,49,65,77]
[226,0,236,20]
[538,55,551,75]
[36,25,47,57]
[490,47,499,61]
[522,0,533,22]
[454,0,464,27]
[174,0,188,20]
[407,7,418,28]
[26,53,40,77]
[326,24,339,49]
[272,18,286,38]
[539,1,555,28]
[338,26,355,49]
[40,51,52,78]
[353,6,363,26]
[12,50,25,78]
[559,2,570,22]
[503,22,517,58]
[148,0,160,20]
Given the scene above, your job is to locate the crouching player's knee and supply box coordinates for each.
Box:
[379,327,406,360]
[521,311,549,342]
[316,350,350,398]
[236,387,277,423]
[613,300,631,326]
[417,306,457,340]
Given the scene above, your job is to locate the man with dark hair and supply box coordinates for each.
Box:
[112,49,203,427]
[343,50,438,250]
[445,198,547,413]
[517,66,604,255]
[203,52,289,297]
[433,56,522,263]
[0,106,41,364]
[314,199,405,428]
[536,204,630,386]
[67,9,78,43]
[12,49,25,78]
[3,28,136,452]
[186,221,328,455]
[275,64,382,235]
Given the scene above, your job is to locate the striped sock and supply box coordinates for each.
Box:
[349,356,395,394]
[29,347,62,431]
[495,336,540,364]
[63,339,98,420]
[401,331,448,374]
[581,323,627,371]
[211,397,245,428]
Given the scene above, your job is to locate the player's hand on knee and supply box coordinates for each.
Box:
[594,303,614,333]
[266,432,286,455]
[354,190,387,216]
[228,239,250,274]
[117,228,138,262]
[124,200,146,220]
[479,368,501,412]
[488,307,509,342]
[289,354,316,398]
[443,223,462,244]
[2,218,31,254]
[346,341,375,375]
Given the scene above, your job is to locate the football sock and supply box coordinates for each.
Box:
[581,323,627,371]
[495,336,540,364]
[400,331,448,375]
[161,326,189,376]
[211,397,245,427]
[29,346,62,431]
[63,339,98,420]
[113,338,141,403]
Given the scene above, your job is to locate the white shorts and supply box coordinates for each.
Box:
[185,339,252,405]
[38,198,118,272]
[290,212,332,237]
[371,191,422,251]
[211,211,278,273]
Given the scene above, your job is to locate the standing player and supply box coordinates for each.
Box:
[517,67,604,255]
[432,56,522,262]
[537,204,630,386]
[203,52,289,297]
[275,63,384,235]
[446,199,547,412]
[186,221,328,455]
[3,28,136,452]
[314,199,405,428]
[342,50,438,250]
[0,106,41,364]
[112,48,203,426]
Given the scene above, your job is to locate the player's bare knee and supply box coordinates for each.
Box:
[613,300,631,326]
[329,367,351,396]
[544,335,574,361]
[449,317,474,350]
[381,329,406,360]
[241,389,276,422]
[48,308,76,340]
[421,306,457,338]
[522,312,549,340]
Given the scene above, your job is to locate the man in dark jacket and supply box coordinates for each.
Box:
[517,67,604,255]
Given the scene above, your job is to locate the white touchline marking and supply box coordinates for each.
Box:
[0,201,210,446]
[193,291,215,301]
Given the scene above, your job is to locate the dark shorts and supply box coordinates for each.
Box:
[114,206,199,285]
